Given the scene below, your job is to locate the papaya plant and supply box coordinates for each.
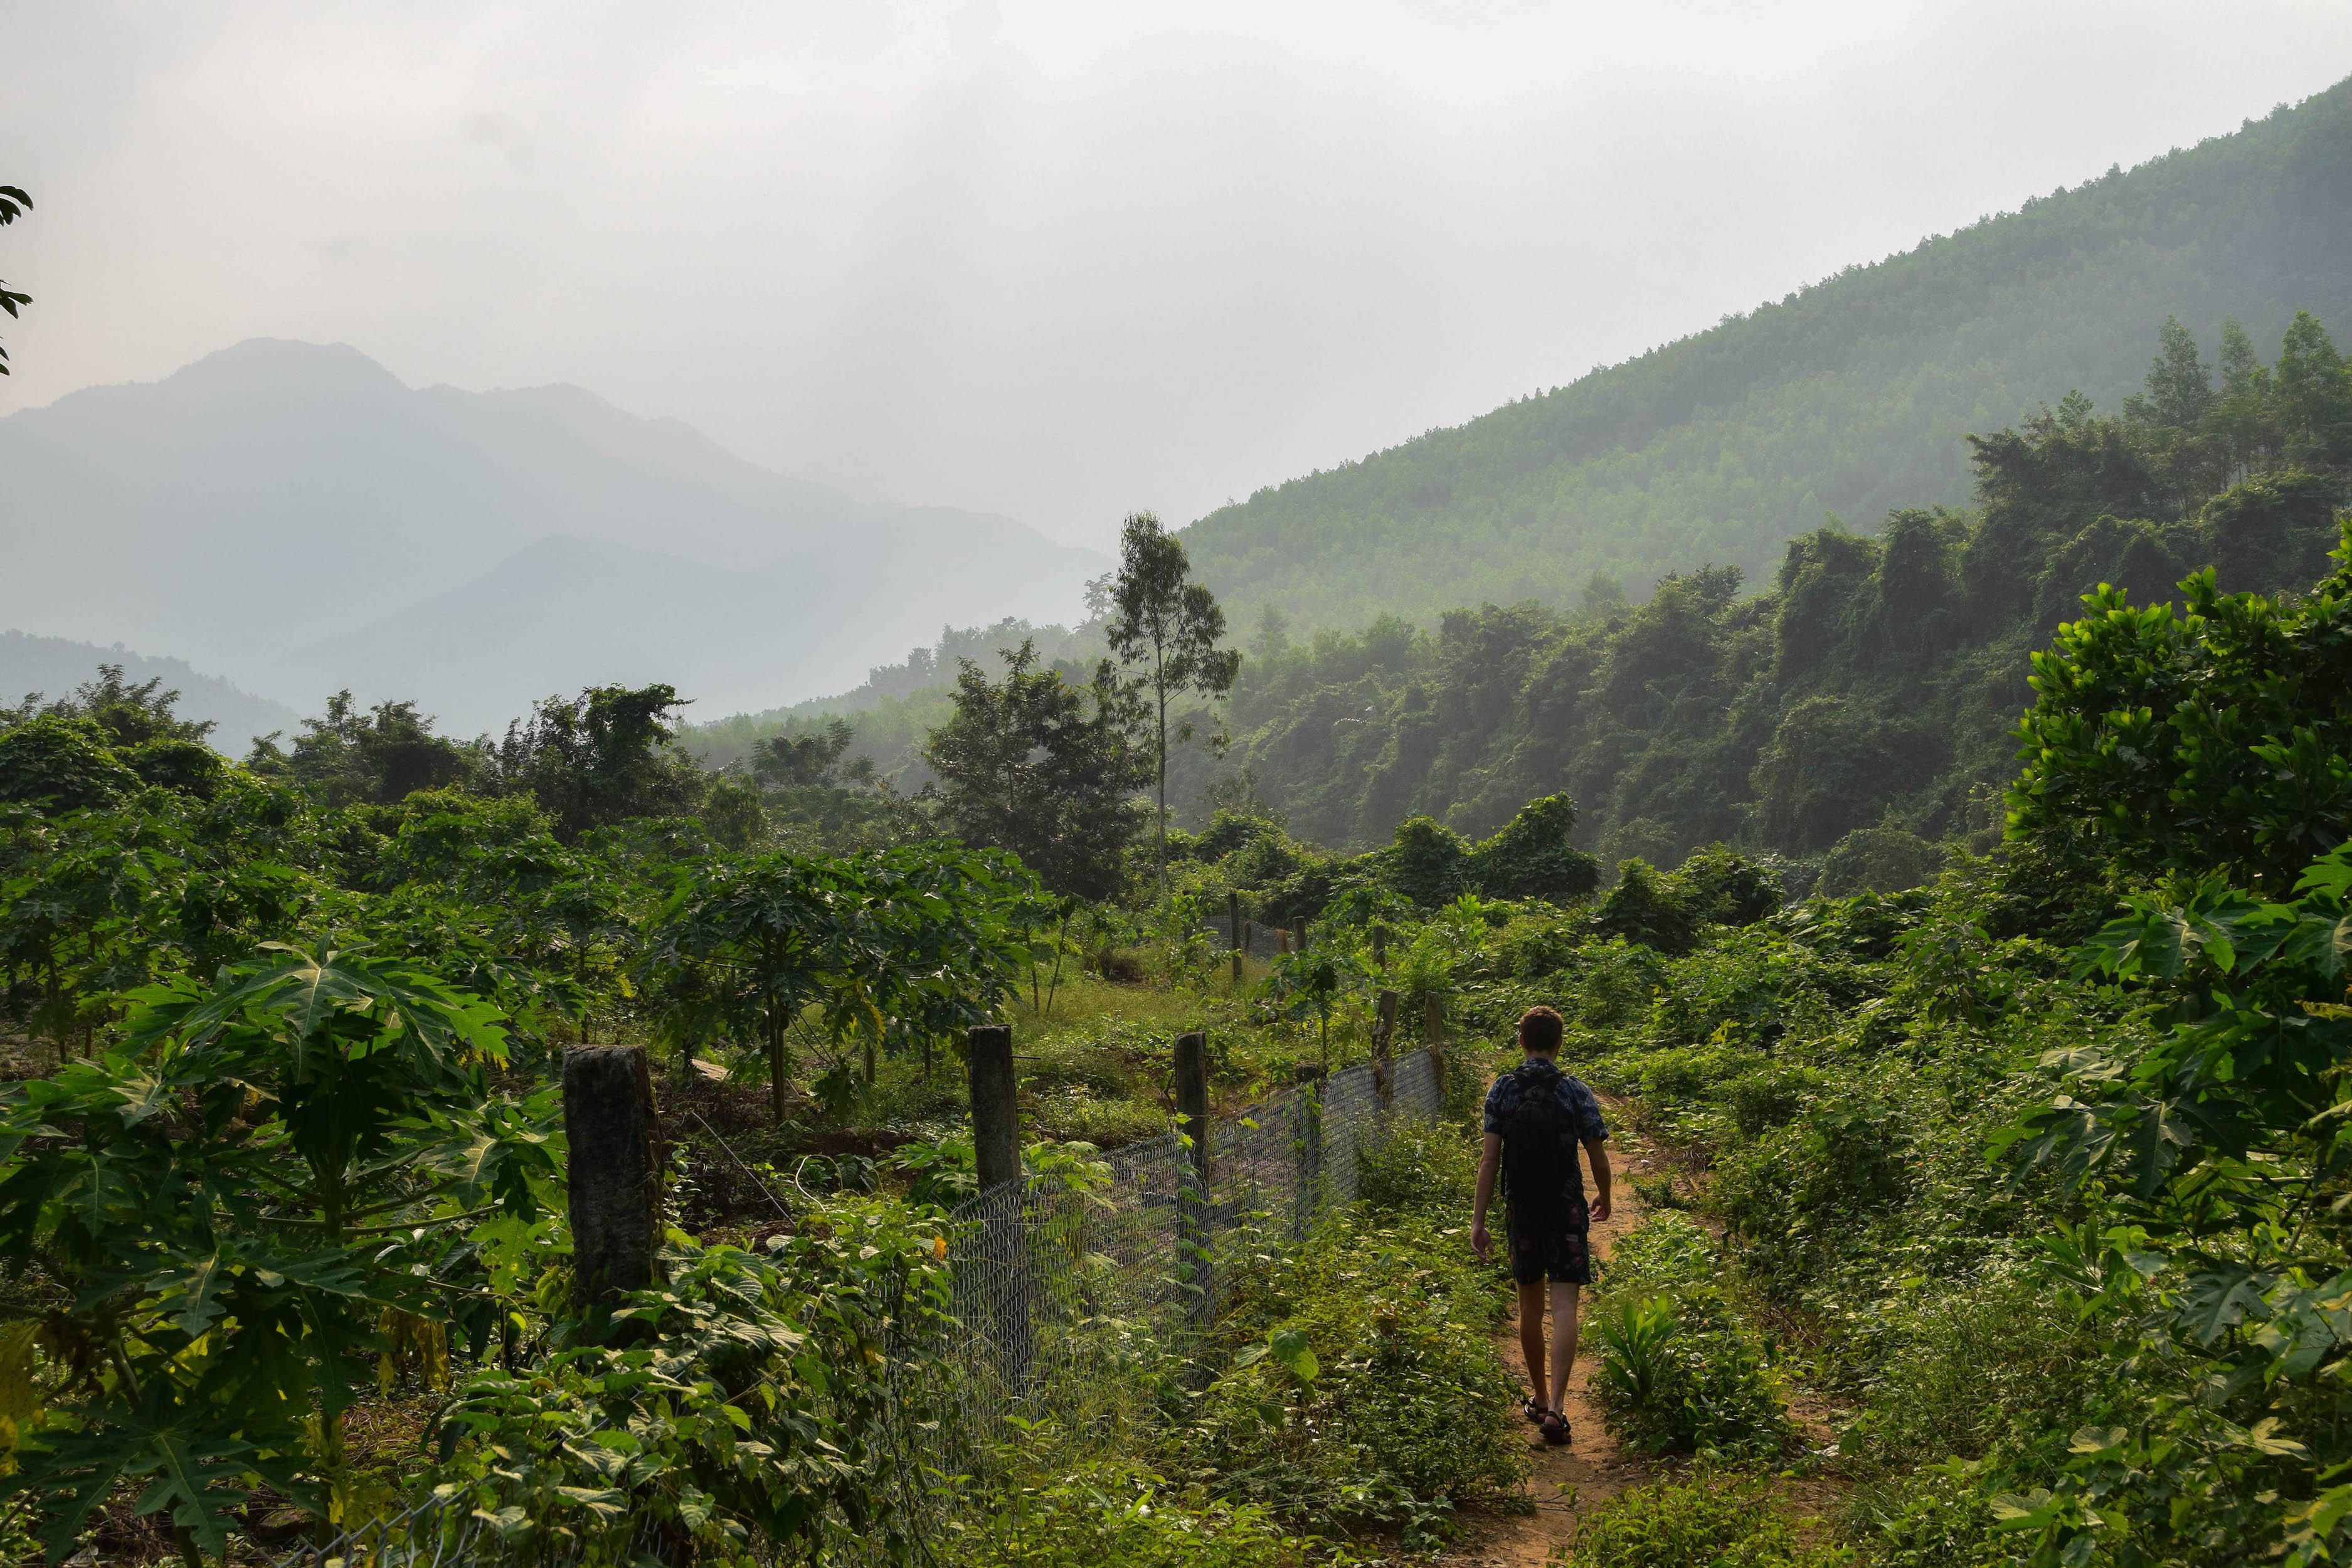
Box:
[0,941,561,1564]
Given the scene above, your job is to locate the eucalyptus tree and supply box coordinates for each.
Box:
[1104,512,1242,894]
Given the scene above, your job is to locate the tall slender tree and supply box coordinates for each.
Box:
[1104,511,1242,893]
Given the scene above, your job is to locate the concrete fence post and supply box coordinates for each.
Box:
[968,1024,1020,1193]
[565,1046,662,1314]
[966,1023,1031,1385]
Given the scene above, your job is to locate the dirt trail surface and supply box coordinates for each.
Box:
[1450,1107,1661,1567]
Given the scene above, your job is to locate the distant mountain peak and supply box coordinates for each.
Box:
[1,339,1106,731]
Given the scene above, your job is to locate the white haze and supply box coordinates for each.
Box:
[5,1,2352,549]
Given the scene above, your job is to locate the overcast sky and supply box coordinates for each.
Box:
[7,1,2352,550]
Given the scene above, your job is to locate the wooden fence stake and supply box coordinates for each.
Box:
[1373,988,1399,1110]
[1175,1030,1212,1315]
[1230,891,1244,987]
[1424,994,1448,1102]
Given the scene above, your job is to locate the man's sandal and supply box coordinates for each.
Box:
[1537,1408,1571,1446]
[1520,1395,1545,1424]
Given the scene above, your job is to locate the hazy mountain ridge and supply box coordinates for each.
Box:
[1182,77,2352,628]
[0,339,1106,732]
[0,631,301,751]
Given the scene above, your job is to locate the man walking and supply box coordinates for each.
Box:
[1472,1005,1611,1446]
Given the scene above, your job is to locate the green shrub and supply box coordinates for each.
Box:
[1635,1042,1745,1105]
[1356,1117,1480,1213]
[1593,1210,1714,1297]
[962,1461,1355,1567]
[1555,1474,1826,1566]
[1725,1064,1826,1137]
[1837,1276,2106,1479]
[1178,1201,1525,1540]
[1841,1463,2006,1568]
[1714,1095,1914,1297]
[1590,1288,1793,1459]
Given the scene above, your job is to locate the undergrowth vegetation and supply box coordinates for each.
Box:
[1553,1474,1829,1568]
[1587,1215,1793,1461]
[1180,1138,1523,1547]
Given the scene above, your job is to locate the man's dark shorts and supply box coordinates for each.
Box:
[1505,1197,1592,1286]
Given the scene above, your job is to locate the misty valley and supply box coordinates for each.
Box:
[6,55,2352,1568]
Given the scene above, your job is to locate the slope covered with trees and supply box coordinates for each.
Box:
[1181,77,2352,631]
[1166,310,2352,887]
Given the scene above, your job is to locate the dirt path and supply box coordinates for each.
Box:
[1450,1113,1661,1567]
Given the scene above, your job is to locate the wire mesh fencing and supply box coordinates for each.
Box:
[897,1047,1449,1498]
[275,1046,1449,1567]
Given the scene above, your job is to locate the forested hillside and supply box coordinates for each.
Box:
[1181,77,2352,630]
[1172,312,2352,880]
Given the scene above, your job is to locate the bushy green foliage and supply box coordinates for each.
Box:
[923,641,1150,900]
[1842,1464,2007,1568]
[640,842,1039,1119]
[1555,1474,1828,1568]
[0,946,559,1560]
[2010,533,2352,892]
[1353,1117,1480,1214]
[0,715,139,810]
[438,1209,955,1566]
[1588,1217,1793,1460]
[1174,793,1602,925]
[1594,1210,1714,1297]
[1175,1136,1524,1542]
[956,1461,1353,1567]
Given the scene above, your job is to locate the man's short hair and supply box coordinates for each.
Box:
[1518,1006,1564,1054]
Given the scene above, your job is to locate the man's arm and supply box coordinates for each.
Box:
[1472,1131,1502,1260]
[1585,1138,1612,1224]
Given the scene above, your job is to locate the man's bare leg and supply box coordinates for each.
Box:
[1547,1282,1581,1415]
[1517,1279,1549,1406]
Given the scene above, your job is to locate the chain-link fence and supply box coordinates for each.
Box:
[277,1047,1449,1567]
